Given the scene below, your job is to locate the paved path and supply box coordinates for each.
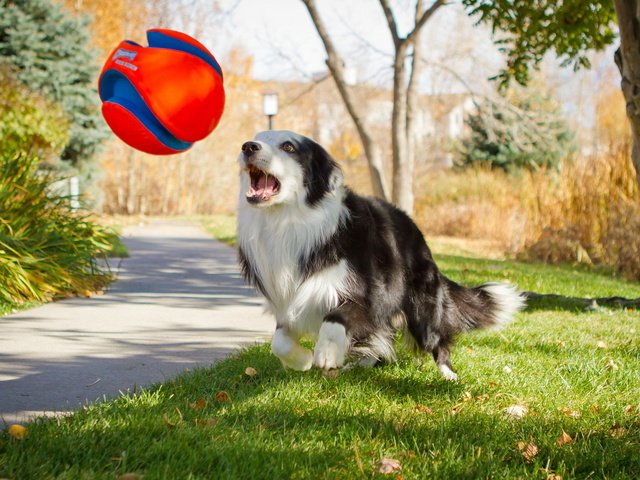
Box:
[0,221,274,425]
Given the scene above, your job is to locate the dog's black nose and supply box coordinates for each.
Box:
[242,141,261,155]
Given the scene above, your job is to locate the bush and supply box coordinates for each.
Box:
[415,146,640,280]
[0,64,69,162]
[0,152,112,304]
[458,88,574,171]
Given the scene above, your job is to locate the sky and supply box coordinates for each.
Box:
[199,0,504,94]
[165,0,622,138]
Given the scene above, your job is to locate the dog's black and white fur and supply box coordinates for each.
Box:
[237,130,525,380]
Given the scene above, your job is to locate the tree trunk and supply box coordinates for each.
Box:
[391,42,412,213]
[302,0,389,200]
[614,0,640,185]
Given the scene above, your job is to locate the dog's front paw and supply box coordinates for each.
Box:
[281,348,313,371]
[314,322,348,370]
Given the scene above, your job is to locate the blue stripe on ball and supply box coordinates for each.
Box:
[99,69,192,152]
[147,30,223,78]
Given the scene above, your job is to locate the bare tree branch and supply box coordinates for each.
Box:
[301,0,389,199]
[378,0,401,48]
[407,0,445,45]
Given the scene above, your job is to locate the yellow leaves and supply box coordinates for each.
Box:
[546,474,563,480]
[322,368,340,379]
[504,405,527,419]
[558,407,580,418]
[556,430,574,446]
[516,441,539,462]
[195,417,218,428]
[415,404,434,415]
[377,457,402,475]
[214,391,230,402]
[609,424,627,438]
[604,358,619,371]
[190,398,207,411]
[7,424,27,440]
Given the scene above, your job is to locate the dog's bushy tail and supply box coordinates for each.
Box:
[444,279,526,332]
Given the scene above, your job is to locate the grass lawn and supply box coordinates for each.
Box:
[1,218,638,479]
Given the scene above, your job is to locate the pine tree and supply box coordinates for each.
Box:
[459,88,575,172]
[0,0,106,181]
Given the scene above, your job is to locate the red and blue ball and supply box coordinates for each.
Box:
[99,29,225,155]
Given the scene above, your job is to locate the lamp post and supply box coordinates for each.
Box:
[263,91,278,130]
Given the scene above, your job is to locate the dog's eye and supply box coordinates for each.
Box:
[281,142,295,153]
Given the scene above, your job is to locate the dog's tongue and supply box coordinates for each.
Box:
[252,173,278,200]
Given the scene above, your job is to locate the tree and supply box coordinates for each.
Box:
[303,1,640,212]
[0,0,106,179]
[302,0,444,215]
[460,1,640,187]
[459,87,575,171]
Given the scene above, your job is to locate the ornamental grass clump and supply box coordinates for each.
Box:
[0,153,112,304]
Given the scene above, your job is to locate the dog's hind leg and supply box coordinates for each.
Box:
[432,343,458,381]
[315,302,392,370]
[271,327,313,371]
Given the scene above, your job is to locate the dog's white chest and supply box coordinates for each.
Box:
[238,210,350,335]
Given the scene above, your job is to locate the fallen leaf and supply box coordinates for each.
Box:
[505,405,527,419]
[322,368,340,379]
[517,442,539,462]
[378,458,402,474]
[609,424,627,438]
[596,341,607,349]
[197,417,218,428]
[589,404,600,414]
[163,414,177,429]
[7,424,27,440]
[558,407,581,418]
[117,474,143,480]
[556,430,574,446]
[462,391,472,401]
[214,391,230,402]
[415,404,434,415]
[623,405,637,415]
[604,359,619,371]
[546,475,563,480]
[487,380,499,388]
[190,398,207,411]
[244,367,258,377]
[475,394,490,402]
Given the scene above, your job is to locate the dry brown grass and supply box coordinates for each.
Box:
[415,146,640,279]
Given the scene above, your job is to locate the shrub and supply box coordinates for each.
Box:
[458,88,574,172]
[0,152,112,304]
[416,146,640,280]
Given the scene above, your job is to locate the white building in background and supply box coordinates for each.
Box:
[261,76,476,170]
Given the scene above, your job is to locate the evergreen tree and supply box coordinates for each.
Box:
[459,89,575,172]
[0,0,106,180]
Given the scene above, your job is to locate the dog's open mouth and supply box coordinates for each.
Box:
[246,164,281,203]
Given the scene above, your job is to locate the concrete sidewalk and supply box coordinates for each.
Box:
[0,221,274,425]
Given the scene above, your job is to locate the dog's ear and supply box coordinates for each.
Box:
[329,166,343,192]
[310,140,342,190]
[301,139,344,206]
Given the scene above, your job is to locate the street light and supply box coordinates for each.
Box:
[263,91,278,130]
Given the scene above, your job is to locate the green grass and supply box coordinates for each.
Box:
[103,230,129,258]
[201,214,237,247]
[1,218,639,479]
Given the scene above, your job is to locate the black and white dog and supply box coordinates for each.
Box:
[237,130,525,380]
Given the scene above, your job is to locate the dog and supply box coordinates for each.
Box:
[237,130,525,380]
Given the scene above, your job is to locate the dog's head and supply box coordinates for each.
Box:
[238,130,343,209]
